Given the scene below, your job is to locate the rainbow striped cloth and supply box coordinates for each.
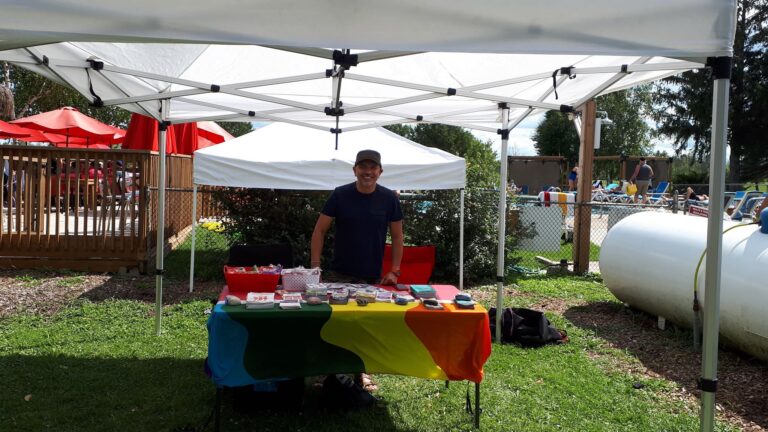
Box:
[207,285,492,387]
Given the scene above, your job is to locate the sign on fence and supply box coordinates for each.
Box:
[689,205,709,217]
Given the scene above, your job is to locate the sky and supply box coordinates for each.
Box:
[473,114,679,159]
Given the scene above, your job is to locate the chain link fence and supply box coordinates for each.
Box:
[158,186,697,282]
[508,195,674,275]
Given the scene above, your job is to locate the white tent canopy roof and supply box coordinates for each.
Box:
[2,43,706,131]
[0,1,736,57]
[193,123,466,190]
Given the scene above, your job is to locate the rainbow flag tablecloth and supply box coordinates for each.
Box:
[207,285,492,387]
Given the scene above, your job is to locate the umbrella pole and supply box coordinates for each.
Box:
[155,100,169,336]
[494,103,510,342]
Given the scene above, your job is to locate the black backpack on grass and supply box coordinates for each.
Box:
[488,307,567,347]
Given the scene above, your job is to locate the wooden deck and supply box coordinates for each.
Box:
[1,146,220,272]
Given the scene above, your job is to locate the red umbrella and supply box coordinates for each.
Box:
[197,121,235,146]
[122,113,179,154]
[11,106,123,146]
[16,129,112,149]
[0,119,32,138]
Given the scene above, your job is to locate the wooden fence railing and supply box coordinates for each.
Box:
[1,146,226,272]
[1,146,151,270]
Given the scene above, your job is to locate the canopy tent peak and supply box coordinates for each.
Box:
[325,107,344,116]
[333,49,358,69]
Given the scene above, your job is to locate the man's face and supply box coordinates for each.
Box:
[353,161,382,188]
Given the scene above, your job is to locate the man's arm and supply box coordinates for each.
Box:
[310,214,333,268]
[381,220,404,285]
[630,164,640,182]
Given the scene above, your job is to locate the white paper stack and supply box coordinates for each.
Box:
[280,293,303,310]
[245,292,275,310]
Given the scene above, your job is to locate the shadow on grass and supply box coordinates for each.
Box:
[0,355,400,432]
[75,274,223,307]
[564,301,768,430]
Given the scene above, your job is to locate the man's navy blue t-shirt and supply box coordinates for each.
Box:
[322,182,403,280]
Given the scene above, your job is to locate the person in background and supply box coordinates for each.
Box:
[684,187,709,202]
[630,157,654,204]
[567,166,578,191]
[754,197,767,228]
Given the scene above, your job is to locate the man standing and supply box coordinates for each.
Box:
[630,157,654,204]
[311,149,404,285]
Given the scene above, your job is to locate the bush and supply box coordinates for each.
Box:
[213,189,332,267]
[402,189,526,285]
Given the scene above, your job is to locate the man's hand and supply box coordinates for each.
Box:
[380,271,398,286]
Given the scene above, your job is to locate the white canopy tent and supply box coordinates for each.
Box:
[0,2,737,429]
[189,122,467,291]
[194,122,466,190]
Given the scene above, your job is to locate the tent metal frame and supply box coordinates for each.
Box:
[2,40,732,432]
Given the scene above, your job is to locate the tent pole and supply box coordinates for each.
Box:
[459,187,465,291]
[189,183,198,293]
[154,99,169,336]
[700,57,730,432]
[494,103,510,342]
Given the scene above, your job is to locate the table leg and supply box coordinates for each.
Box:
[474,382,480,429]
[214,386,222,432]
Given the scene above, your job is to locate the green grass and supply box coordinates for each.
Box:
[57,275,86,287]
[164,225,230,282]
[516,241,601,270]
[15,274,41,288]
[0,276,739,432]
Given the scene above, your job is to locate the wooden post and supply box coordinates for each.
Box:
[573,100,596,274]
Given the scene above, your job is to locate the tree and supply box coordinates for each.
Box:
[384,124,524,284]
[532,111,580,165]
[533,88,654,175]
[6,64,130,126]
[595,88,654,157]
[651,0,768,182]
[217,121,253,138]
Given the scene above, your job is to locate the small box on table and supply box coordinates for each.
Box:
[410,284,436,299]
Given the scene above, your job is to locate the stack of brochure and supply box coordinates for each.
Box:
[280,293,303,310]
[245,292,275,310]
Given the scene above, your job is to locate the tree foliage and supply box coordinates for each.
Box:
[651,0,768,182]
[4,64,130,126]
[218,121,253,138]
[532,88,653,167]
[386,124,525,285]
[532,111,580,165]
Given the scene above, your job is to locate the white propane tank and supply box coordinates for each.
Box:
[600,212,768,360]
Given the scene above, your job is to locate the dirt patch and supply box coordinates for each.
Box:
[565,301,768,432]
[0,269,221,318]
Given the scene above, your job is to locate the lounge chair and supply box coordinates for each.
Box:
[646,181,670,205]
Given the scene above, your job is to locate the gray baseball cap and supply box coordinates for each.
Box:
[355,149,381,167]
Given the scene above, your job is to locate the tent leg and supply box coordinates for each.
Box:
[459,188,465,291]
[154,99,169,336]
[189,183,198,293]
[474,382,481,429]
[495,104,510,342]
[700,58,730,432]
[214,386,222,432]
